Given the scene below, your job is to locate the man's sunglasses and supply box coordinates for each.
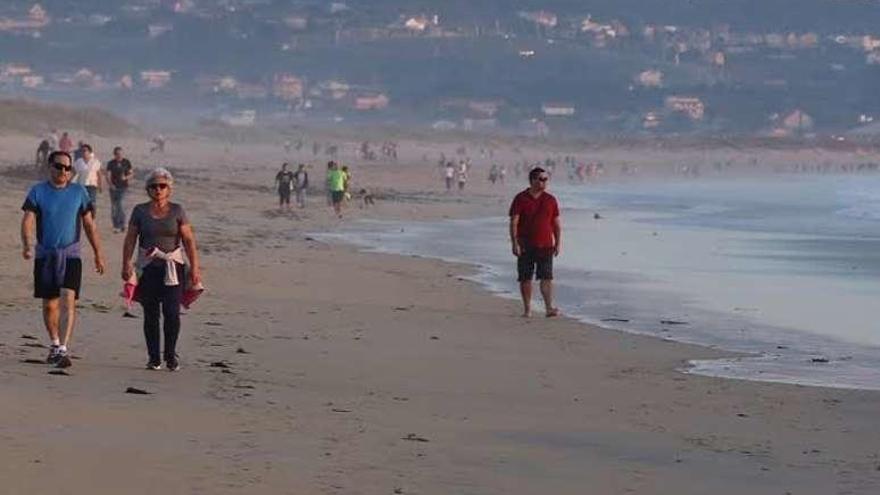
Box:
[537,176,549,182]
[51,162,73,172]
[147,183,169,191]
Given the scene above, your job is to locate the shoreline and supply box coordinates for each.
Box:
[314,221,747,367]
[1,134,880,493]
[315,204,880,392]
[267,224,880,494]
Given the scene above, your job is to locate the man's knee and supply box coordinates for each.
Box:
[59,288,77,306]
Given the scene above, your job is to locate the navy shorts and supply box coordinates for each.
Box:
[517,248,553,282]
[34,258,83,299]
[331,191,345,204]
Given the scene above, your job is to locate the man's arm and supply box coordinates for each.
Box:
[104,163,114,191]
[96,164,104,192]
[180,224,201,286]
[82,213,105,274]
[553,216,562,256]
[20,211,35,259]
[509,214,521,257]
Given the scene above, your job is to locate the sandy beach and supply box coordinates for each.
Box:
[1,132,880,494]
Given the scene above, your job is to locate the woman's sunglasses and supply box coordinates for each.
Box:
[147,183,169,191]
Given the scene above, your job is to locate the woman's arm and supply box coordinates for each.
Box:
[121,222,139,281]
[180,223,201,286]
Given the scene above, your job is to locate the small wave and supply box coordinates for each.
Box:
[836,205,880,221]
[681,203,735,216]
[834,179,880,221]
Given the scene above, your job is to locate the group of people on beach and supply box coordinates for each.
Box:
[359,141,398,161]
[20,132,561,376]
[37,133,136,234]
[21,143,201,371]
[274,162,310,211]
[508,158,607,184]
[437,151,612,191]
[274,160,370,219]
[443,160,470,191]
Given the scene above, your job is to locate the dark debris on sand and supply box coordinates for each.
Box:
[401,433,429,443]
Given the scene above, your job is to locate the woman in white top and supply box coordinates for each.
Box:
[73,143,103,210]
[457,161,468,191]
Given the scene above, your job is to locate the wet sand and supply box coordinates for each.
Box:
[0,133,879,494]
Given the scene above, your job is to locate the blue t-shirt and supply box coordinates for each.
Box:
[22,181,94,249]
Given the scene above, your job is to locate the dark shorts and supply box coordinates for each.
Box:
[331,191,345,204]
[517,248,553,282]
[85,186,98,210]
[279,187,291,203]
[34,258,83,299]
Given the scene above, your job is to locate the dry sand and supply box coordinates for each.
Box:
[0,132,879,494]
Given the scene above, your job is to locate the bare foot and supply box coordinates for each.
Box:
[521,310,531,318]
[546,308,560,318]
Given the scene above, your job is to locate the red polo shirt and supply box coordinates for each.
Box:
[509,189,559,249]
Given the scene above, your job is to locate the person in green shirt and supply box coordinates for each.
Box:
[326,161,346,218]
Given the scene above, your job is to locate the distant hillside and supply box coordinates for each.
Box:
[41,0,880,31]
[3,1,880,134]
[0,99,139,137]
[346,0,880,31]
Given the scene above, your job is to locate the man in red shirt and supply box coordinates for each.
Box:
[509,167,561,317]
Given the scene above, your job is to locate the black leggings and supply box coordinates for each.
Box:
[139,264,184,362]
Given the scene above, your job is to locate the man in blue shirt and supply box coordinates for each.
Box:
[21,151,105,368]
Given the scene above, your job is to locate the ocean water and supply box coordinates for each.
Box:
[317,175,880,390]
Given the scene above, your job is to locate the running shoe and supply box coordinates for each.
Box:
[165,355,180,372]
[46,345,61,365]
[55,351,72,369]
[146,360,162,370]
